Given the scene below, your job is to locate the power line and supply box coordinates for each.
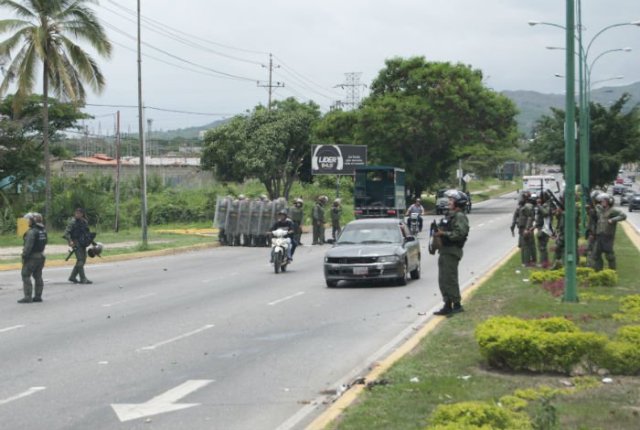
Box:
[84,103,239,117]
[273,55,342,98]
[98,3,264,66]
[103,22,258,82]
[107,0,269,56]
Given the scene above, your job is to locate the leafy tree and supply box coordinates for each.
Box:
[0,95,88,190]
[201,98,321,199]
[529,94,640,187]
[0,0,112,227]
[314,57,519,198]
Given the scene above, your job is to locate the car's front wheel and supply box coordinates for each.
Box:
[326,279,338,288]
[396,260,408,286]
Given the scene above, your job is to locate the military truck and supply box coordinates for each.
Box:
[353,166,406,219]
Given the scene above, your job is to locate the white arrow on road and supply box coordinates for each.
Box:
[111,379,213,422]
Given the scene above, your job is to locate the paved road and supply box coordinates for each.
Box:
[0,194,517,430]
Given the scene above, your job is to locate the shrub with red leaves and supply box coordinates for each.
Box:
[542,278,565,297]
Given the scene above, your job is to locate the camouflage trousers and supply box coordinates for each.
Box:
[438,250,462,304]
[22,253,45,299]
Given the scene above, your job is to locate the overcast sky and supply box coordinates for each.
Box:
[9,0,640,135]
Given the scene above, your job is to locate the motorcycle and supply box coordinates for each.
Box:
[407,213,421,236]
[270,228,291,273]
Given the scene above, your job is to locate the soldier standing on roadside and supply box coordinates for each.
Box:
[289,198,304,245]
[433,191,470,316]
[63,208,94,284]
[312,196,327,245]
[534,194,552,268]
[18,213,47,303]
[330,198,343,241]
[512,191,535,267]
[592,193,626,271]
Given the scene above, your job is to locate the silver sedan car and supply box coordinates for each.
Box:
[323,218,421,287]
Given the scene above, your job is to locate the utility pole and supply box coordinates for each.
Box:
[257,53,284,110]
[147,118,153,156]
[115,111,121,232]
[137,0,148,247]
[334,72,366,110]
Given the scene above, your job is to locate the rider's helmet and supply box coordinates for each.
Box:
[445,190,469,209]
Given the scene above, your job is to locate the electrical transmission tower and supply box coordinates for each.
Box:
[257,53,285,110]
[334,72,366,110]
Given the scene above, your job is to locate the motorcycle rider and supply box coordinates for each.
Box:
[269,209,297,262]
[405,198,425,232]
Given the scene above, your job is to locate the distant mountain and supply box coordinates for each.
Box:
[153,82,640,140]
[502,81,640,136]
[153,118,229,140]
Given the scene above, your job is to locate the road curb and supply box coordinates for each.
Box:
[304,246,519,430]
[0,242,219,272]
[621,221,640,250]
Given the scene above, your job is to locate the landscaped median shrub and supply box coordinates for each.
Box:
[426,401,532,430]
[613,294,640,322]
[475,316,607,374]
[596,325,640,375]
[529,267,617,287]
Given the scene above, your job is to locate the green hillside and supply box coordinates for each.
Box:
[502,81,640,136]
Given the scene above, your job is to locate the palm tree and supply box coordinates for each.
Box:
[0,0,111,227]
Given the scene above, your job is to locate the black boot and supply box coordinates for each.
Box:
[451,302,464,314]
[433,302,452,316]
[17,297,32,303]
[69,267,79,283]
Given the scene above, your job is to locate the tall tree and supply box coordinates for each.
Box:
[528,94,640,187]
[314,57,519,198]
[201,98,321,199]
[0,0,111,227]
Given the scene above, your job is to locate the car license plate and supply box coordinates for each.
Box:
[353,266,368,275]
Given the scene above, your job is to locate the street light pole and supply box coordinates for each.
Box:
[563,0,578,302]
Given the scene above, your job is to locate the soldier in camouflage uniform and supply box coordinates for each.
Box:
[551,200,565,269]
[63,208,94,284]
[512,191,536,266]
[433,191,470,316]
[289,198,304,245]
[534,194,552,268]
[586,190,602,268]
[18,213,48,303]
[592,193,626,271]
[312,196,327,245]
[330,198,343,240]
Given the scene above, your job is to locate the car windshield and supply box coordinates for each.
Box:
[337,224,402,245]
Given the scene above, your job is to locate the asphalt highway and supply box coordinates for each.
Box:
[0,193,524,430]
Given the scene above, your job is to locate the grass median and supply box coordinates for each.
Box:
[326,226,640,430]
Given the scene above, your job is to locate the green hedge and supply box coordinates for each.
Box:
[597,325,640,375]
[529,268,617,287]
[426,401,532,430]
[475,316,607,374]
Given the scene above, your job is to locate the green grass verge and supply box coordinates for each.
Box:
[329,228,640,430]
[0,223,215,264]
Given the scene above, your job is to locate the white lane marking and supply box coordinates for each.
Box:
[0,325,25,333]
[268,292,305,306]
[477,223,485,228]
[111,379,213,422]
[0,387,46,406]
[136,324,215,351]
[102,293,157,308]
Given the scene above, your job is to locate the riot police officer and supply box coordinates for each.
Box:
[312,196,327,245]
[19,213,47,303]
[289,198,304,245]
[63,208,94,284]
[433,191,470,316]
[592,193,626,271]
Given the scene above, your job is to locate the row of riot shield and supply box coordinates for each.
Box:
[214,197,288,247]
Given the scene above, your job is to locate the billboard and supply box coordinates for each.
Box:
[311,145,367,175]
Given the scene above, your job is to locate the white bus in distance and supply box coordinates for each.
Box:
[522,175,562,194]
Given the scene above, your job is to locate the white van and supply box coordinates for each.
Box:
[522,175,561,194]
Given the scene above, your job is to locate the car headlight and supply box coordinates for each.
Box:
[324,256,329,263]
[377,255,400,263]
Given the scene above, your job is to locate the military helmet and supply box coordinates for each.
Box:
[23,212,35,221]
[445,189,469,208]
[596,192,611,203]
[590,190,601,201]
[295,198,303,205]
[277,208,288,216]
[88,242,103,258]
